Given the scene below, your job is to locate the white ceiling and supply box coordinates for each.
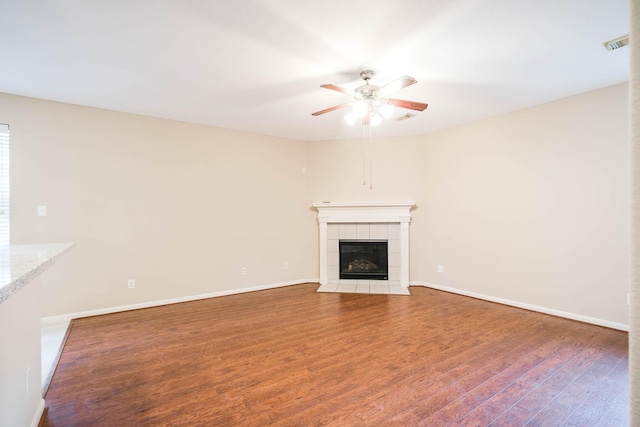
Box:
[0,0,629,141]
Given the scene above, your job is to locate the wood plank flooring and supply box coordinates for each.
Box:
[42,284,628,426]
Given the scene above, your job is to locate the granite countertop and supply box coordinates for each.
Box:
[0,243,75,305]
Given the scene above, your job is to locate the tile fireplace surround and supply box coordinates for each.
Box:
[312,202,415,295]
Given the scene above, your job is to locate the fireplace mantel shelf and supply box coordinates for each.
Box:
[312,202,415,289]
[312,202,415,208]
[312,202,415,224]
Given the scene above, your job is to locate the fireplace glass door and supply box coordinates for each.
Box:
[339,240,388,280]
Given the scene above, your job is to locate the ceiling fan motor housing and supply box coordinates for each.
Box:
[356,70,381,101]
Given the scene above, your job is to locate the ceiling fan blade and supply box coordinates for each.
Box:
[320,84,354,96]
[387,98,428,111]
[311,102,352,116]
[379,76,417,94]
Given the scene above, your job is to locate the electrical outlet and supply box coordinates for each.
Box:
[437,265,443,273]
[25,367,30,395]
[241,267,248,276]
[128,279,135,289]
[37,205,47,216]
[284,262,289,270]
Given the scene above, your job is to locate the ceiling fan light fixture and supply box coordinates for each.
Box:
[344,111,359,125]
[370,114,382,127]
[354,101,368,116]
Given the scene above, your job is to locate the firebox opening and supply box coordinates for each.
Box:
[339,240,388,280]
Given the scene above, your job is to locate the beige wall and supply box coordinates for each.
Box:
[0,83,629,326]
[308,83,629,326]
[0,93,317,316]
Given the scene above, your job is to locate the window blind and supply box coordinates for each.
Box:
[0,124,9,247]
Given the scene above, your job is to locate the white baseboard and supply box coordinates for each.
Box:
[42,279,319,325]
[411,281,628,331]
[43,278,626,331]
[30,399,45,427]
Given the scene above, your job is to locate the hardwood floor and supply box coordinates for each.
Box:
[42,284,628,426]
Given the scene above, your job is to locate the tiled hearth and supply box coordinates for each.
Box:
[318,281,409,295]
[312,202,414,296]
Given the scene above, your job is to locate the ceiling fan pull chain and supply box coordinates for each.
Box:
[369,123,373,190]
[362,122,367,186]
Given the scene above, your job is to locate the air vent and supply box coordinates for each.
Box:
[603,35,629,51]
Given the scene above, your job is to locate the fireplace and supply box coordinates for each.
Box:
[339,240,388,280]
[312,202,415,292]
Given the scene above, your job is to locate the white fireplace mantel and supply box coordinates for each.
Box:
[312,202,415,287]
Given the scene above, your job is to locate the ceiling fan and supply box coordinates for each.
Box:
[312,70,428,126]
